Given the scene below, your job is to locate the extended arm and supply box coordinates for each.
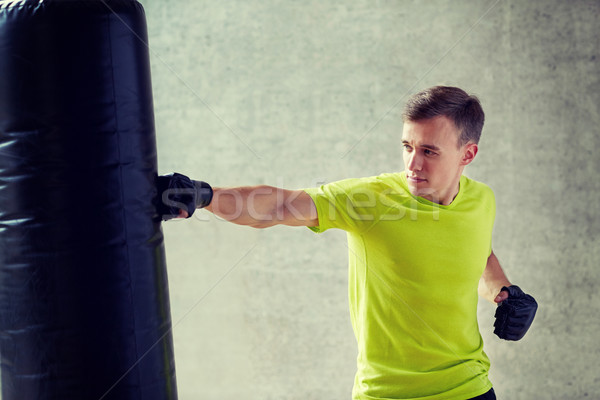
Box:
[158,173,318,228]
[478,250,512,303]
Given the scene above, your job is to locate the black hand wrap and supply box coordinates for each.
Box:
[493,285,538,341]
[157,172,213,220]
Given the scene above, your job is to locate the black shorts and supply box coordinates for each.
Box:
[468,388,496,400]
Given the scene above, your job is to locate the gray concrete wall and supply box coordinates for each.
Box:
[143,1,599,399]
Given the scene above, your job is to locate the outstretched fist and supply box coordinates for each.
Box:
[157,173,213,220]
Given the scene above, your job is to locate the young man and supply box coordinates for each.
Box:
[159,86,537,400]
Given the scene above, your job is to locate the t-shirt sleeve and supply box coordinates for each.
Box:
[303,178,380,234]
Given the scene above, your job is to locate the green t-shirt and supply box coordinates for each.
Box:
[304,172,495,400]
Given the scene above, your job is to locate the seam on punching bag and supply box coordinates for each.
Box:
[103,8,142,399]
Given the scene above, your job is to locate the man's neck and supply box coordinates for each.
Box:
[431,176,462,206]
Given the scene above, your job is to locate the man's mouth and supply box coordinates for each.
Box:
[408,175,427,183]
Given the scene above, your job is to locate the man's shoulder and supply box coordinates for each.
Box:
[461,175,494,196]
[304,173,409,210]
[314,172,405,192]
[460,175,496,213]
[375,172,405,184]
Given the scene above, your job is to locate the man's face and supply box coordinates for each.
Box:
[402,116,477,205]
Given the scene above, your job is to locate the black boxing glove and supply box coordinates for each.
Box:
[493,285,538,341]
[157,172,213,220]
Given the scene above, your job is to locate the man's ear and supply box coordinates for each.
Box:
[460,143,478,166]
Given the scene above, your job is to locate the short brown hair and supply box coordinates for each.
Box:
[402,86,485,147]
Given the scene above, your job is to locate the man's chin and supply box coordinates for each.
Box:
[407,182,436,200]
[407,182,426,195]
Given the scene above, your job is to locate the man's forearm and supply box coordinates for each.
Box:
[479,251,512,303]
[205,186,317,228]
[205,186,278,228]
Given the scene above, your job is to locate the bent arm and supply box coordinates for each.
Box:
[205,186,318,228]
[478,250,512,304]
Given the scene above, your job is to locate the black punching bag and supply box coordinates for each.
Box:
[0,1,178,399]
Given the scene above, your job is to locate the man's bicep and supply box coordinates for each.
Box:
[281,190,318,227]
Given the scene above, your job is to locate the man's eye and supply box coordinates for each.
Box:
[424,149,437,156]
[403,144,412,151]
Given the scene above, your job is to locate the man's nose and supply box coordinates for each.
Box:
[407,152,422,171]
